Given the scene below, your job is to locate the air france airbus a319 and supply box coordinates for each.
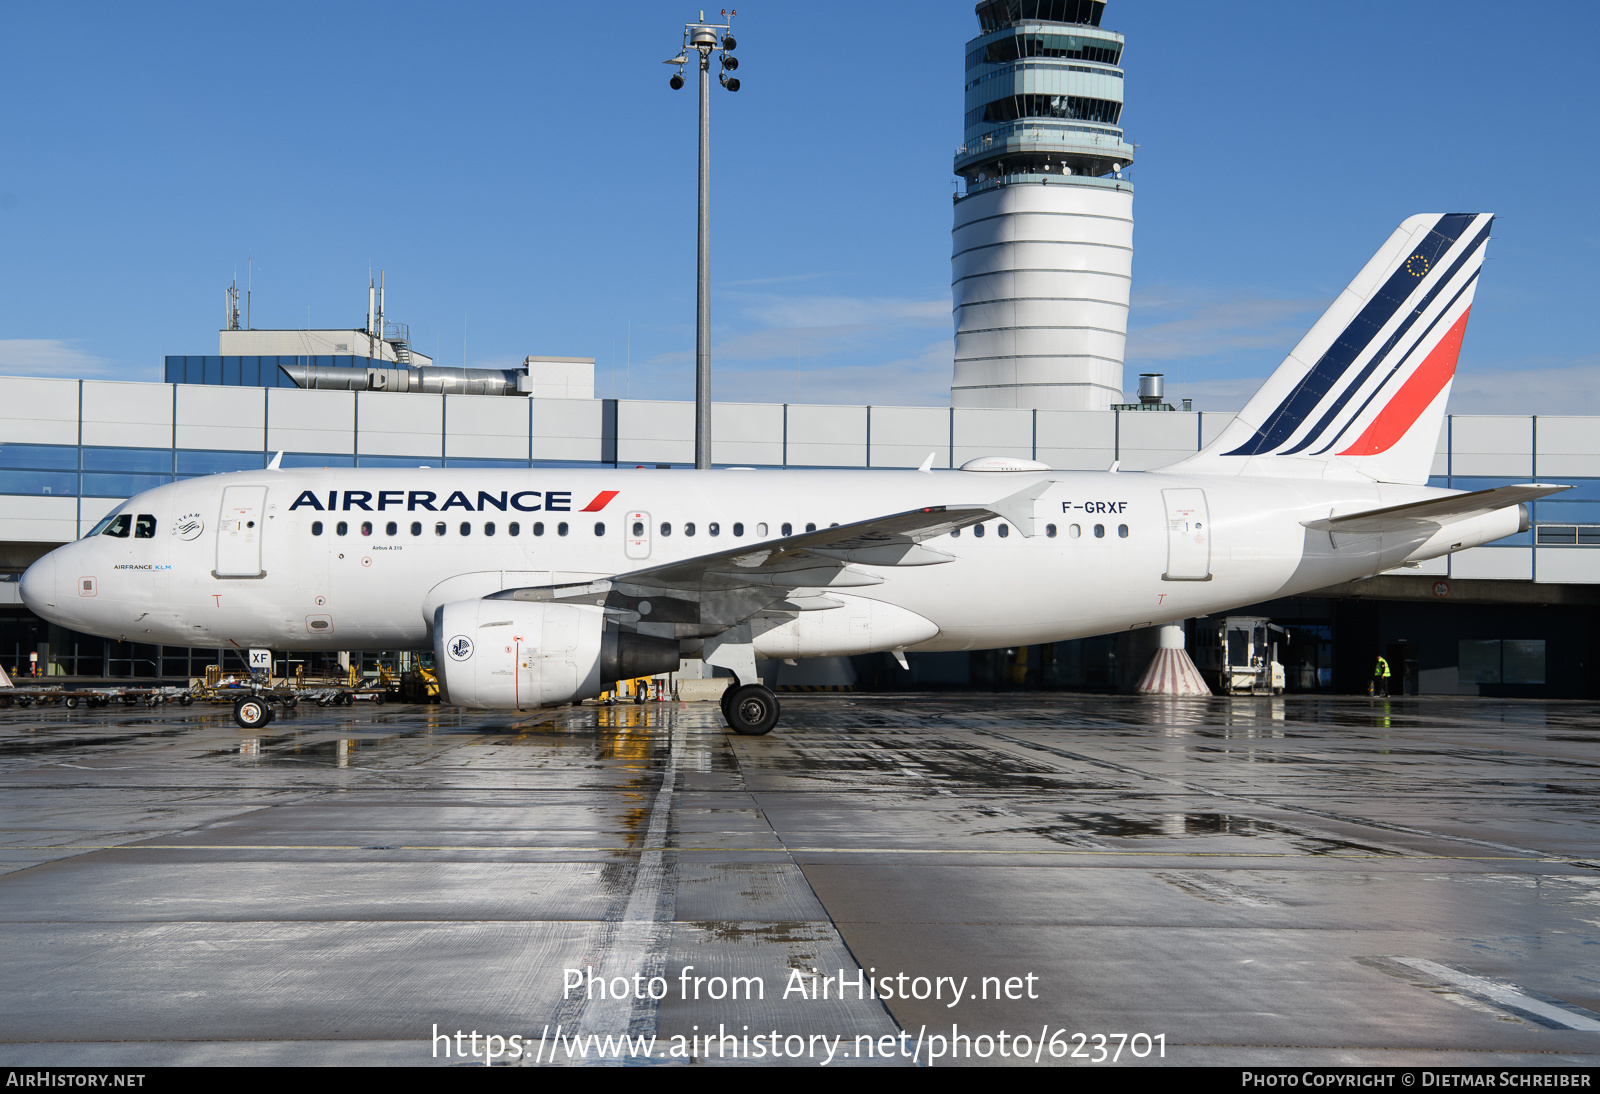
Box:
[20,214,1566,733]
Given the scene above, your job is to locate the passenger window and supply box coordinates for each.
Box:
[997,524,1009,538]
[757,522,768,537]
[484,522,496,536]
[1118,524,1129,538]
[312,521,324,536]
[685,522,696,537]
[1046,524,1057,538]
[411,521,422,536]
[102,515,131,538]
[557,522,569,536]
[361,521,373,536]
[336,521,348,536]
[594,522,605,536]
[973,524,985,538]
[509,522,520,536]
[435,522,447,536]
[732,522,744,537]
[459,522,471,536]
[951,528,961,538]
[660,522,671,536]
[386,521,398,536]
[709,522,720,537]
[805,523,816,533]
[781,522,792,536]
[632,521,644,536]
[1094,524,1105,538]
[1070,524,1081,538]
[134,514,157,539]
[533,522,545,536]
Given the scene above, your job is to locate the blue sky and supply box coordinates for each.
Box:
[1,1,1595,413]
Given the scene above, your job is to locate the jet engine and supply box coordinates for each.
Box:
[432,599,680,709]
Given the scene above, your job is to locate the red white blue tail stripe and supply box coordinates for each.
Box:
[1172,213,1492,485]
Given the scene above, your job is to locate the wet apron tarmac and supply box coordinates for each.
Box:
[0,693,1597,1066]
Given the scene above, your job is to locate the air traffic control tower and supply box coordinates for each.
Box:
[951,0,1134,411]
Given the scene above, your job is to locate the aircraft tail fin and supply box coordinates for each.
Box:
[1166,213,1493,485]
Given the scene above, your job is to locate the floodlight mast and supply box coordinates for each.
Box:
[665,10,739,469]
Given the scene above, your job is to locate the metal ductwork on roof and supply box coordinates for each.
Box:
[280,363,526,397]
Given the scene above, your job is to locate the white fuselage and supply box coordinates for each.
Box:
[20,466,1515,659]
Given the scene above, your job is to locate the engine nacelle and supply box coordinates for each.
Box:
[433,599,680,709]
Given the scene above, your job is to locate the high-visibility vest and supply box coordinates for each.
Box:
[1374,657,1390,677]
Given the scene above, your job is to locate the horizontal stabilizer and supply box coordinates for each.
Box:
[1301,484,1568,534]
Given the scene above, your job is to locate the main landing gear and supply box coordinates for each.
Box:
[721,682,780,736]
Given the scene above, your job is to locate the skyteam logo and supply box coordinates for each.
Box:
[447,635,474,661]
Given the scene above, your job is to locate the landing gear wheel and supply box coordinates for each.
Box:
[719,685,735,724]
[725,684,780,736]
[232,696,271,730]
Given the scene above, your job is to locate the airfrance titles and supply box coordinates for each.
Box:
[287,488,617,514]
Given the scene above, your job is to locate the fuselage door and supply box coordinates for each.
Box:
[216,485,268,577]
[1161,488,1211,581]
[625,511,651,561]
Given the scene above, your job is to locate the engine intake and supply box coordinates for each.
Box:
[432,600,680,709]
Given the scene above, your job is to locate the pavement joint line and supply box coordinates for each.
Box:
[8,844,1577,861]
[968,727,1559,858]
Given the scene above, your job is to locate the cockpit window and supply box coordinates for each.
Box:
[102,515,131,538]
[85,516,116,538]
[134,514,157,539]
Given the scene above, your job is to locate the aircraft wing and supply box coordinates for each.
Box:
[486,480,1053,634]
[1300,484,1568,534]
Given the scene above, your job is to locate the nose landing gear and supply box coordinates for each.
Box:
[232,696,273,729]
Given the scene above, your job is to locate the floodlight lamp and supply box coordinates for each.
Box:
[721,54,738,70]
[721,34,736,50]
[721,75,740,92]
[670,73,685,90]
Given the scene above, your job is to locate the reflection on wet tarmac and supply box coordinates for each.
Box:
[0,692,1597,1066]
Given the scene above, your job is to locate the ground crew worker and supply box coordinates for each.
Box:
[1372,654,1391,697]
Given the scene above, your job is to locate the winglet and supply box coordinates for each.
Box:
[986,479,1055,537]
[267,451,284,471]
[917,453,936,474]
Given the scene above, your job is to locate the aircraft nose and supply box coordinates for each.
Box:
[19,552,58,615]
